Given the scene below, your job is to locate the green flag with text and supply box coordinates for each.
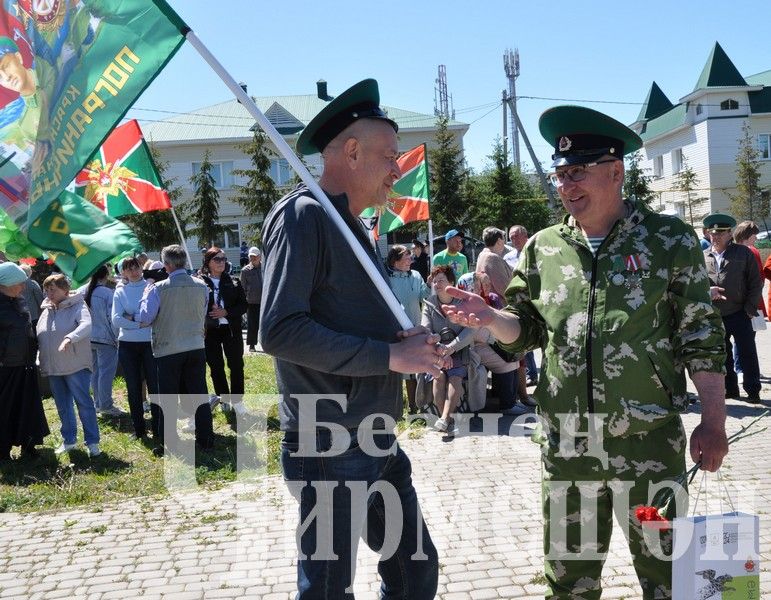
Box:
[0,0,187,252]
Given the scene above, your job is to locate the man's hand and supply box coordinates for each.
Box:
[440,286,494,328]
[689,424,728,472]
[690,371,728,472]
[390,328,446,378]
[58,338,71,352]
[709,286,726,301]
[209,307,227,319]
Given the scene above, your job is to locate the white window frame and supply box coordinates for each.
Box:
[213,222,241,249]
[653,155,663,178]
[758,134,771,160]
[720,99,739,111]
[191,160,235,190]
[695,103,703,116]
[671,148,683,174]
[269,158,293,186]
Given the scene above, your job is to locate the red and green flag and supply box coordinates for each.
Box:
[0,0,186,245]
[72,119,171,217]
[360,143,430,237]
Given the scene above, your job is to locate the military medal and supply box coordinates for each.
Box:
[612,273,624,285]
[625,273,642,290]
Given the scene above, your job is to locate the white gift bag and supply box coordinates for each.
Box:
[672,511,760,599]
[750,311,766,332]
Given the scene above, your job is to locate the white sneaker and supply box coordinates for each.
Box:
[181,417,196,433]
[54,442,77,455]
[87,444,101,457]
[433,418,448,433]
[232,402,249,416]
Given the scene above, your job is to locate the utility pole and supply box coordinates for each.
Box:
[507,97,556,206]
[503,49,520,169]
[502,89,508,164]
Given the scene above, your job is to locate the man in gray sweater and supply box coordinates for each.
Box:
[260,79,443,599]
[139,244,214,456]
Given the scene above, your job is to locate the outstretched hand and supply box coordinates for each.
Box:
[440,286,494,328]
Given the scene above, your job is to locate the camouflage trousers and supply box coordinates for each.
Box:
[541,416,687,600]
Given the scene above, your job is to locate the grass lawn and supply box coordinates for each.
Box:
[0,353,284,514]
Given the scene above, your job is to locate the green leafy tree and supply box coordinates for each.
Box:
[119,144,185,252]
[232,129,278,243]
[429,116,469,230]
[674,153,700,226]
[186,149,224,248]
[624,151,654,207]
[465,138,553,235]
[730,121,767,221]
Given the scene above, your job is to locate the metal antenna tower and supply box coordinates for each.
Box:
[503,48,521,168]
[434,65,450,118]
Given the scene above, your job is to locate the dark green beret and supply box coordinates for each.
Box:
[296,78,398,156]
[703,213,736,231]
[539,105,643,168]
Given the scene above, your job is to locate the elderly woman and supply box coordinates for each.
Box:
[200,247,248,415]
[421,265,476,435]
[0,263,49,460]
[387,244,429,413]
[37,274,101,457]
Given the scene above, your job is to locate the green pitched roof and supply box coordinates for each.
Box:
[746,69,771,86]
[141,94,466,144]
[636,81,673,122]
[638,104,688,142]
[693,42,747,91]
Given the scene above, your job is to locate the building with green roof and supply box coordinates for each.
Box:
[630,42,771,226]
[141,80,468,260]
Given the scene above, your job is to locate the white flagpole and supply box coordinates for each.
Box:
[428,219,435,260]
[184,32,412,330]
[170,207,193,270]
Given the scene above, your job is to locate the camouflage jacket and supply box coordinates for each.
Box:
[500,200,725,440]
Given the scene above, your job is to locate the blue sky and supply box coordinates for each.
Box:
[130,0,771,173]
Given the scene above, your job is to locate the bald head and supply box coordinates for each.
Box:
[318,119,400,215]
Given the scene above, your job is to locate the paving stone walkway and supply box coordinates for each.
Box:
[1,329,770,599]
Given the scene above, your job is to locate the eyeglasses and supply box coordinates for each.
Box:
[210,256,227,263]
[548,159,617,186]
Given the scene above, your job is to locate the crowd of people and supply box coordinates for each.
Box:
[1,74,771,599]
[0,244,257,460]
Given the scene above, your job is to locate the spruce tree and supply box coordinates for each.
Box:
[232,129,278,242]
[730,121,766,220]
[429,116,468,230]
[119,144,185,251]
[674,153,700,226]
[624,151,654,207]
[187,149,224,248]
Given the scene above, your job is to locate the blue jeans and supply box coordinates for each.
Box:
[723,311,761,395]
[282,429,438,599]
[49,369,100,446]
[118,341,157,437]
[91,343,118,410]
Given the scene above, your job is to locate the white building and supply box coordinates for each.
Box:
[631,42,771,226]
[141,80,468,264]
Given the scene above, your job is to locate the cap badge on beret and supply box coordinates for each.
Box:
[558,136,572,152]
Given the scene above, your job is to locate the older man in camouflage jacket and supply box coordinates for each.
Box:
[443,106,727,600]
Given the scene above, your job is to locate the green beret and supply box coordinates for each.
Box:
[296,78,398,155]
[539,105,642,168]
[703,213,736,231]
